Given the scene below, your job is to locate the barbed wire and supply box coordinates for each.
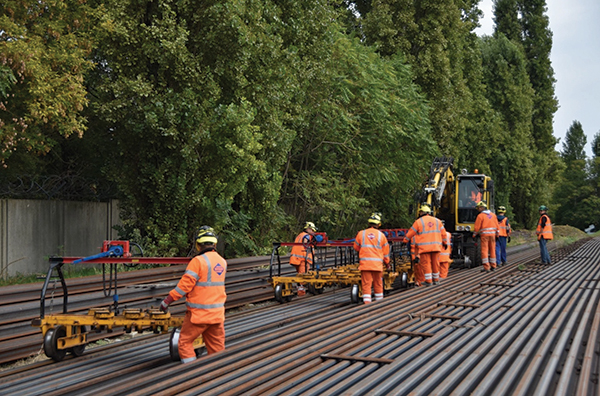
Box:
[0,174,119,201]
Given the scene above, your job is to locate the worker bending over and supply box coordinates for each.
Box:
[404,205,446,286]
[160,227,227,363]
[290,221,317,296]
[353,213,390,303]
[474,201,499,272]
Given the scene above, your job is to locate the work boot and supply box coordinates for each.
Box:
[481,268,490,273]
[433,280,440,285]
[423,282,432,287]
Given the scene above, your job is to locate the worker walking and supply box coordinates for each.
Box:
[474,201,499,272]
[403,205,446,286]
[290,222,317,296]
[353,213,390,303]
[439,221,452,281]
[160,227,227,363]
[495,206,511,266]
[537,205,553,264]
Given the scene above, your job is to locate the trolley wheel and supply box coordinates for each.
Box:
[69,326,87,357]
[44,325,67,362]
[169,328,181,362]
[274,284,284,303]
[401,272,408,289]
[350,284,360,304]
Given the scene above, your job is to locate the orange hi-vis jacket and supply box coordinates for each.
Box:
[290,232,314,266]
[475,210,499,237]
[353,227,391,271]
[440,230,452,262]
[537,214,554,240]
[404,215,446,254]
[169,250,227,324]
[498,216,511,237]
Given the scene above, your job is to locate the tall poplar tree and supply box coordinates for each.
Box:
[493,0,561,224]
[479,34,535,227]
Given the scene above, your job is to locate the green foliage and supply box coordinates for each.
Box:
[478,34,538,227]
[553,122,593,230]
[281,33,436,236]
[561,121,587,163]
[0,0,100,169]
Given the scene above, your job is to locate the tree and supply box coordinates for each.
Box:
[280,34,436,237]
[553,121,591,230]
[0,0,99,173]
[479,34,536,227]
[494,0,561,224]
[586,131,600,231]
[359,0,475,159]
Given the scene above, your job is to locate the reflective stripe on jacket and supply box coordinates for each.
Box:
[475,210,499,237]
[497,216,510,237]
[537,214,554,240]
[353,227,390,271]
[290,232,314,266]
[169,251,227,324]
[404,215,445,254]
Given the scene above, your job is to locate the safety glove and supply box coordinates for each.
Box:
[160,295,175,312]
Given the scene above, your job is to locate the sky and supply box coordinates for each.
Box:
[476,0,600,157]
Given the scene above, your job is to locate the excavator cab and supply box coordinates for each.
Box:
[415,157,495,269]
[456,175,493,226]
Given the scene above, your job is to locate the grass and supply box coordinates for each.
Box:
[508,225,590,248]
[0,264,166,287]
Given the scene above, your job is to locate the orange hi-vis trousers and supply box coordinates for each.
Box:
[415,252,440,285]
[480,235,497,270]
[361,270,383,304]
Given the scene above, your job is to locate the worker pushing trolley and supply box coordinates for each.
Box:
[31,231,219,363]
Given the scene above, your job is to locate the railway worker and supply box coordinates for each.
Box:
[474,201,499,272]
[495,206,511,266]
[353,213,390,303]
[290,221,318,296]
[160,227,227,363]
[403,205,446,286]
[537,205,553,265]
[439,220,452,281]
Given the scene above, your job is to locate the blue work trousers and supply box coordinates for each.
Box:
[539,237,551,264]
[495,236,507,265]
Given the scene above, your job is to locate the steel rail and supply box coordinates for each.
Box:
[0,240,588,396]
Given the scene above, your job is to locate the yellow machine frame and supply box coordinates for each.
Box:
[268,233,415,303]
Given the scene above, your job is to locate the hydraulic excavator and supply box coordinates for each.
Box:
[416,156,495,268]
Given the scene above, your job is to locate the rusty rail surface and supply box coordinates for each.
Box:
[0,254,291,365]
[2,239,597,396]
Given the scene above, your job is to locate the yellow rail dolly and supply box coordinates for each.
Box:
[268,230,414,304]
[31,241,203,362]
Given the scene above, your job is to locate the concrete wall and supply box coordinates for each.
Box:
[0,199,121,279]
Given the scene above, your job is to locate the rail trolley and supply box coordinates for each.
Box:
[268,229,415,304]
[30,241,203,362]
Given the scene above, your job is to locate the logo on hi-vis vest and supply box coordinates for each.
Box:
[214,263,225,275]
[427,221,434,228]
[367,232,376,240]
